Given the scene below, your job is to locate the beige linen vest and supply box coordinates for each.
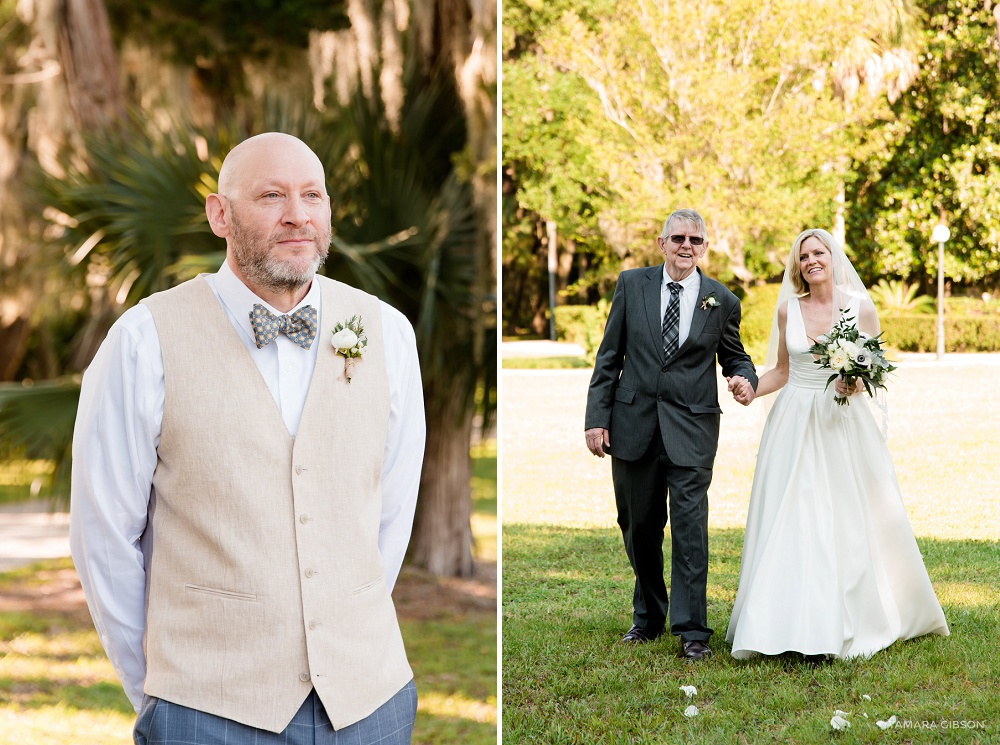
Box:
[139,275,412,733]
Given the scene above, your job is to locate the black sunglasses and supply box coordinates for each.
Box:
[668,234,705,246]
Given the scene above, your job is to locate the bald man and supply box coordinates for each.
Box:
[70,133,425,744]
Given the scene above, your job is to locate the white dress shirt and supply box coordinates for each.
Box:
[660,265,701,348]
[70,261,425,711]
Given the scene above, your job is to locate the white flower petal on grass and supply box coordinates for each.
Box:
[683,705,699,718]
[862,694,872,701]
[679,685,697,698]
[876,716,897,730]
[830,715,850,731]
[835,710,851,718]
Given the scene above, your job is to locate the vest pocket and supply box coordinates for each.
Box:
[184,583,257,602]
[351,577,384,595]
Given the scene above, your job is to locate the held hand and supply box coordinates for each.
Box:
[834,377,863,396]
[585,427,610,458]
[727,376,756,407]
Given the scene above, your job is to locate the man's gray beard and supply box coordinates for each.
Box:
[230,220,331,294]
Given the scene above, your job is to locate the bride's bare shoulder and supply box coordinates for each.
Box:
[776,298,791,322]
[858,295,879,332]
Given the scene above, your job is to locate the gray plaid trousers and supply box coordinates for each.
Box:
[133,680,417,745]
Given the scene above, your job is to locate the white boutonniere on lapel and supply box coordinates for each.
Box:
[330,315,367,384]
[700,293,720,311]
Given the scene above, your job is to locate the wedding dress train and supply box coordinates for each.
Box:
[726,296,949,659]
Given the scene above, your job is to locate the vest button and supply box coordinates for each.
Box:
[308,620,319,630]
[304,568,316,578]
[299,514,310,524]
[299,672,310,682]
[295,465,304,475]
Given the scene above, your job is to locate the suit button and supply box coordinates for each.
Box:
[299,672,310,682]
[657,395,663,402]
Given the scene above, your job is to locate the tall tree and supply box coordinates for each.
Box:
[0,0,496,581]
[503,0,886,308]
[845,0,1000,288]
[310,0,496,576]
[829,0,921,246]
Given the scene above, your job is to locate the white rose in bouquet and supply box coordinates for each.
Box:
[837,338,863,359]
[829,348,851,372]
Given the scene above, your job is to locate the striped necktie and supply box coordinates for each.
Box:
[661,282,683,360]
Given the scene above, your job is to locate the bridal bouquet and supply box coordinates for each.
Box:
[808,313,896,406]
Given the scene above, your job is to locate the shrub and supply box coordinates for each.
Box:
[870,279,935,314]
[554,301,609,360]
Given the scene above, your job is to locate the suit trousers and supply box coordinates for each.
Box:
[133,680,417,745]
[612,434,713,642]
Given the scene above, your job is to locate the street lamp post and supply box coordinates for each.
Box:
[931,223,950,361]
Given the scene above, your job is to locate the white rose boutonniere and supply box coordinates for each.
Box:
[700,293,720,311]
[331,314,367,383]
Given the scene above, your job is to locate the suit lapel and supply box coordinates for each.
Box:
[643,265,664,354]
[677,269,714,357]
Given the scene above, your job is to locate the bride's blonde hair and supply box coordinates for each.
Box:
[787,228,840,295]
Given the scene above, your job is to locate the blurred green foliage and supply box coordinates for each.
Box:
[846,0,1000,290]
[504,0,1000,333]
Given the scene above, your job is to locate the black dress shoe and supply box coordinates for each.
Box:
[621,625,663,643]
[681,640,711,660]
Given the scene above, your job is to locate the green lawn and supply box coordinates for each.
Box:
[502,356,592,369]
[503,526,998,744]
[502,367,1000,743]
[0,461,54,505]
[0,444,497,745]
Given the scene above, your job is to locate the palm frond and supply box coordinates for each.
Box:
[0,378,82,502]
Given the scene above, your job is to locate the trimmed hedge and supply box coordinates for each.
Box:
[880,314,1000,352]
[554,288,1000,364]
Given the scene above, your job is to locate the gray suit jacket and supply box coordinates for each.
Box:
[585,266,758,467]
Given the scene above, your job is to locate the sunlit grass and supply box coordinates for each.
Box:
[501,366,1000,541]
[502,367,1000,743]
[503,525,1000,744]
[404,615,497,745]
[0,460,53,504]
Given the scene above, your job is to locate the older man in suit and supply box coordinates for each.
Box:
[585,209,757,660]
[71,132,424,744]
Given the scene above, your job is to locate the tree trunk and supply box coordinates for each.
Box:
[58,0,124,130]
[557,237,575,293]
[17,0,123,173]
[408,388,474,577]
[995,4,1000,76]
[546,218,557,340]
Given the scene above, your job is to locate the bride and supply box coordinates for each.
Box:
[726,228,949,659]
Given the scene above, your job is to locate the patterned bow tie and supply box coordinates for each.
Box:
[249,304,318,350]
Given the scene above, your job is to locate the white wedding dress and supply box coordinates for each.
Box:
[726,296,950,659]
